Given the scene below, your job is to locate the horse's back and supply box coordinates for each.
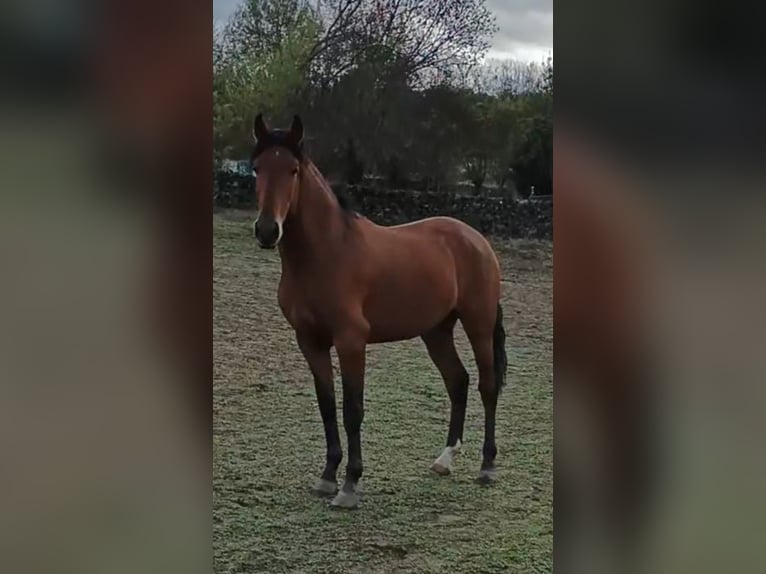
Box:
[388,214,499,274]
[348,216,499,342]
[388,216,494,254]
[376,216,501,320]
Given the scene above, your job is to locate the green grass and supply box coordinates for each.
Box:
[214,211,552,573]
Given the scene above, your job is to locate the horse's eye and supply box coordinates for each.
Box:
[252,166,258,176]
[291,167,298,176]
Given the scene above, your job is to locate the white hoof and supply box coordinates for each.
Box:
[431,439,461,476]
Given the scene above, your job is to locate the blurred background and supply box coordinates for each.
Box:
[0,0,211,572]
[555,1,766,573]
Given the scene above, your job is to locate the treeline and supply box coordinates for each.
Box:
[214,0,552,197]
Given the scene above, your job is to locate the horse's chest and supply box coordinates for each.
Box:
[278,282,328,333]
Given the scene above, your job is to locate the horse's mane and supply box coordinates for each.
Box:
[305,161,360,220]
[334,188,357,214]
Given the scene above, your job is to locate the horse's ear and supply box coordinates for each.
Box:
[289,115,304,146]
[253,113,269,141]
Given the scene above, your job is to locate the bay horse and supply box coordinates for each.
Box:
[251,114,508,509]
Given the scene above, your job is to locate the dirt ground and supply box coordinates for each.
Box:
[213,211,552,573]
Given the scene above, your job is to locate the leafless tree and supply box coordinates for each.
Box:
[308,0,497,86]
[468,58,545,96]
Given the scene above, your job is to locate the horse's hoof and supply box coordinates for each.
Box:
[431,441,460,476]
[312,478,338,497]
[330,489,360,509]
[430,462,451,476]
[476,468,497,485]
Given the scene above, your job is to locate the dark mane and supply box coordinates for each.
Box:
[331,184,360,218]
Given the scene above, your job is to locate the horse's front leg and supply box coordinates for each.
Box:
[296,334,342,496]
[331,328,368,509]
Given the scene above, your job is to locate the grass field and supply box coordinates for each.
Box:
[213,211,553,573]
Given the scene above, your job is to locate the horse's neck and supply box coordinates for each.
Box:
[279,161,344,269]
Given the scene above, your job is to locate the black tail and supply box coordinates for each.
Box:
[493,303,508,394]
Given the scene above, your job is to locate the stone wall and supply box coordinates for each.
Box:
[214,172,552,240]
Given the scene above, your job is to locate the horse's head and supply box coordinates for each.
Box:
[251,114,304,249]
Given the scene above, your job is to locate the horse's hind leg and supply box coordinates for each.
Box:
[462,313,501,484]
[422,313,469,476]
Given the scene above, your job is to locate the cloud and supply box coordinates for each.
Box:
[486,0,553,61]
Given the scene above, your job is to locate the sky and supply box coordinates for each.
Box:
[213,0,552,63]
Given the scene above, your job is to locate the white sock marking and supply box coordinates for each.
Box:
[434,439,462,470]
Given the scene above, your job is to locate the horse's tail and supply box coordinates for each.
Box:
[493,303,508,394]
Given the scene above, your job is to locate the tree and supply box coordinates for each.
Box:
[213,1,320,159]
[509,87,552,196]
[460,95,493,194]
[539,54,553,96]
[468,58,545,97]
[308,0,497,87]
[215,0,318,68]
[212,0,552,201]
[412,85,473,190]
[484,98,517,193]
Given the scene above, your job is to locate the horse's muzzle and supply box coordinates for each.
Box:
[254,218,281,249]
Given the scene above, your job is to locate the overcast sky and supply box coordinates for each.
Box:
[213,0,552,63]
